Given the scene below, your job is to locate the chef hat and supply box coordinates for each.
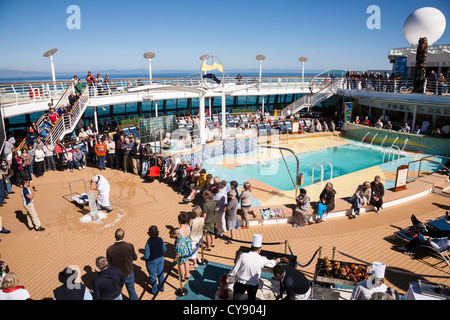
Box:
[91,175,100,182]
[371,262,386,278]
[252,234,263,248]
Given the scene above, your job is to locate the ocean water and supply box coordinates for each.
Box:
[0,72,317,84]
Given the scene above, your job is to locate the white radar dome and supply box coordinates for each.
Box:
[403,7,446,45]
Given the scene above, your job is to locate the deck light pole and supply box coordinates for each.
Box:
[256,54,266,83]
[299,56,308,84]
[143,52,156,83]
[43,48,58,89]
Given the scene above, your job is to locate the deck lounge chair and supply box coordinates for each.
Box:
[277,121,287,133]
[129,126,139,137]
[414,243,450,268]
[285,121,292,133]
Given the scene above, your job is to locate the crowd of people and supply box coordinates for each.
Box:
[344,69,447,95]
[292,175,385,228]
[351,112,449,138]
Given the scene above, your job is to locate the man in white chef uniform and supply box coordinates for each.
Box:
[90,175,113,212]
[226,234,280,300]
[350,261,390,300]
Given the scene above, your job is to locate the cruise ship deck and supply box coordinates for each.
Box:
[1,133,449,301]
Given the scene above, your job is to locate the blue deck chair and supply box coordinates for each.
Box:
[130,126,139,137]
[277,121,287,133]
[285,121,292,133]
[122,126,131,137]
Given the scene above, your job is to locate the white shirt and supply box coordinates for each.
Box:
[34,149,45,162]
[229,251,277,286]
[94,175,111,207]
[350,279,387,300]
[0,287,31,300]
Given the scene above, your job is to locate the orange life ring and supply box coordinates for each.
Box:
[299,122,304,134]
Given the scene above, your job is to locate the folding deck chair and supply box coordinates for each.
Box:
[414,244,450,268]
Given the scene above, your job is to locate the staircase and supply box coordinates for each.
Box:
[18,84,90,149]
[280,79,343,117]
[45,86,90,146]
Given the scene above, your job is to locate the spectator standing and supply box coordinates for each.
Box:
[54,139,65,171]
[131,138,143,175]
[53,266,92,300]
[21,179,44,231]
[213,180,228,237]
[225,181,239,243]
[106,137,116,170]
[189,206,205,267]
[202,190,216,251]
[239,182,252,229]
[170,213,192,282]
[122,137,133,173]
[33,145,45,178]
[92,256,125,300]
[143,226,167,295]
[106,229,138,300]
[116,135,125,171]
[94,138,107,170]
[86,136,97,167]
[43,141,56,171]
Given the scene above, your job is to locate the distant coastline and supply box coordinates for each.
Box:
[0,69,322,84]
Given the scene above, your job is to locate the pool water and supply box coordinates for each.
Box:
[202,142,409,191]
[233,143,396,190]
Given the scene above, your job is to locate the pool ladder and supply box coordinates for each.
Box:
[312,161,333,186]
[325,133,340,148]
[382,146,401,164]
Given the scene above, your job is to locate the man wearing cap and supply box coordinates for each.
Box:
[90,175,112,212]
[227,234,280,300]
[53,266,92,300]
[350,262,389,300]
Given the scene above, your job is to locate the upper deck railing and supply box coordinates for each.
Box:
[0,75,332,109]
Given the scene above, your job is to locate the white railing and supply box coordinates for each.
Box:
[340,78,449,95]
[0,81,73,106]
[0,76,332,108]
[280,78,343,117]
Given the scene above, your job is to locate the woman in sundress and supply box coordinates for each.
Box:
[170,212,192,281]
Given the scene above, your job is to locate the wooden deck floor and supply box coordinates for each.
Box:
[0,165,449,301]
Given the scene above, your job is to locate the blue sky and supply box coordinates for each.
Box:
[0,0,449,75]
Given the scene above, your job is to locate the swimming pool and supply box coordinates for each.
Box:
[201,142,440,191]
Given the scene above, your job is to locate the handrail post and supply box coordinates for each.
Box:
[174,254,188,296]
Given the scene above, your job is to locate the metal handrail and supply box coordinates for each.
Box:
[259,144,300,197]
[312,164,324,186]
[408,157,450,180]
[322,161,333,182]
